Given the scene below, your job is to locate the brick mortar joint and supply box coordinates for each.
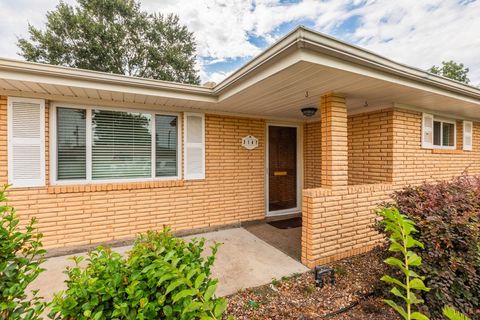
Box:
[303,183,392,198]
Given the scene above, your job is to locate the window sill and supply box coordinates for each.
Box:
[47,180,184,194]
[431,149,463,154]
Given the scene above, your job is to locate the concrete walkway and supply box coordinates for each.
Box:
[32,227,308,302]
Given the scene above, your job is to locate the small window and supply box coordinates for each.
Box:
[423,113,456,149]
[432,120,455,148]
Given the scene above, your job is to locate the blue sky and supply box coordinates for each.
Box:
[1,0,479,85]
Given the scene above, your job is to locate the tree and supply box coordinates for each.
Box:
[429,60,470,84]
[17,0,200,84]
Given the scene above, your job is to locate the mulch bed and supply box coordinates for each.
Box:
[225,247,400,319]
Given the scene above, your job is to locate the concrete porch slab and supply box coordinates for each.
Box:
[31,227,308,303]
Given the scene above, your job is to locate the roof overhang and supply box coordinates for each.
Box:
[0,26,479,121]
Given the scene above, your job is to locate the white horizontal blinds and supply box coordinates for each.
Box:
[57,108,87,180]
[8,98,45,187]
[91,110,152,179]
[156,115,178,177]
[463,121,473,151]
[184,113,205,180]
[422,113,434,148]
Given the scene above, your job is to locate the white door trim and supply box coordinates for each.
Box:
[265,122,303,217]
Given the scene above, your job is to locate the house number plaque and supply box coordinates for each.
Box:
[242,135,258,150]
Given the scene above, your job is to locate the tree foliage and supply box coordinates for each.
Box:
[429,60,470,84]
[17,0,200,84]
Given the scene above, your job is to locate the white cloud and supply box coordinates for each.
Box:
[0,0,479,85]
[0,0,76,59]
[347,0,480,85]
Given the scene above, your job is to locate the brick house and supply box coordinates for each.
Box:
[1,27,479,268]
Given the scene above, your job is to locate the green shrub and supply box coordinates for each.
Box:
[377,207,430,320]
[388,176,480,318]
[48,228,229,320]
[443,306,472,320]
[0,185,46,319]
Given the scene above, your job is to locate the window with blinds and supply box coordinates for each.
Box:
[54,106,182,182]
[92,110,152,179]
[57,108,86,180]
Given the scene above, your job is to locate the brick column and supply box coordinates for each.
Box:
[320,93,348,188]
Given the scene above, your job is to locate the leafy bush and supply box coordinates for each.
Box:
[444,306,472,320]
[387,176,480,318]
[0,185,46,319]
[377,207,430,320]
[49,228,229,320]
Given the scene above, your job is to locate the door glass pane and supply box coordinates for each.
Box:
[442,122,455,146]
[92,110,151,179]
[433,121,441,146]
[156,115,177,177]
[57,108,86,180]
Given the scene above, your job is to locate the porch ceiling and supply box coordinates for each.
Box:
[214,60,480,121]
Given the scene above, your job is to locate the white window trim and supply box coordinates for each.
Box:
[8,97,46,187]
[432,117,457,150]
[50,103,182,185]
[184,112,205,180]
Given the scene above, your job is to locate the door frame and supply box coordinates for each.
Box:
[265,122,303,217]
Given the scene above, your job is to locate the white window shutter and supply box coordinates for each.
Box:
[422,113,434,149]
[184,113,205,180]
[8,97,45,187]
[463,120,473,151]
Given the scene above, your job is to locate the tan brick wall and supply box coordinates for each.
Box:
[0,96,266,248]
[5,89,479,267]
[302,184,392,267]
[303,121,321,189]
[348,109,394,185]
[392,108,480,185]
[321,95,348,187]
[303,104,480,267]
